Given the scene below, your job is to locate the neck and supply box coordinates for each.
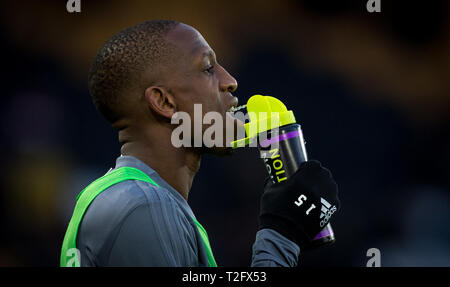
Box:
[119,124,201,201]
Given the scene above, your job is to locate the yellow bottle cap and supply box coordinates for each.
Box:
[231,95,296,148]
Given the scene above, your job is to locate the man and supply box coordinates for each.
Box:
[60,20,340,267]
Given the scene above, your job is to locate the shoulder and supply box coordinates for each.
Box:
[77,178,197,266]
[76,179,178,263]
[80,178,180,231]
[87,178,176,219]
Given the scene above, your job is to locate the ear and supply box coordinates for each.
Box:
[144,86,176,120]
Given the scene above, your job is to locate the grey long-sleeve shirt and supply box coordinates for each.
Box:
[76,155,300,267]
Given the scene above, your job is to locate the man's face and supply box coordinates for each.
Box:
[163,23,240,155]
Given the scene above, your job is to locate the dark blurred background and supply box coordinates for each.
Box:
[1,0,449,266]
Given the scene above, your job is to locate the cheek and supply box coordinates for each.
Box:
[193,78,221,110]
[173,73,220,114]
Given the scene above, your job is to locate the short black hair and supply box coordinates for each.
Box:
[88,20,180,124]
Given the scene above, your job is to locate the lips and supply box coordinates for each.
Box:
[225,103,247,144]
[224,97,247,144]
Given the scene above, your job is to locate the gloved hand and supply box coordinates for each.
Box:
[259,160,340,249]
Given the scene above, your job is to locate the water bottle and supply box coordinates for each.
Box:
[231,95,336,249]
[258,123,336,249]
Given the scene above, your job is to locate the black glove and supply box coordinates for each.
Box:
[259,160,340,249]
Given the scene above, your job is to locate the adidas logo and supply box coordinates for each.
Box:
[319,198,337,227]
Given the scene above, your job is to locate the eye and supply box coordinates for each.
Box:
[204,65,215,75]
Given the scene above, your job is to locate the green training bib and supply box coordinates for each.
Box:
[60,166,217,267]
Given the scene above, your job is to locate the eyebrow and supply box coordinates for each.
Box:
[201,50,216,62]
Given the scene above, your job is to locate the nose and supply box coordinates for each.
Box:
[219,66,238,93]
